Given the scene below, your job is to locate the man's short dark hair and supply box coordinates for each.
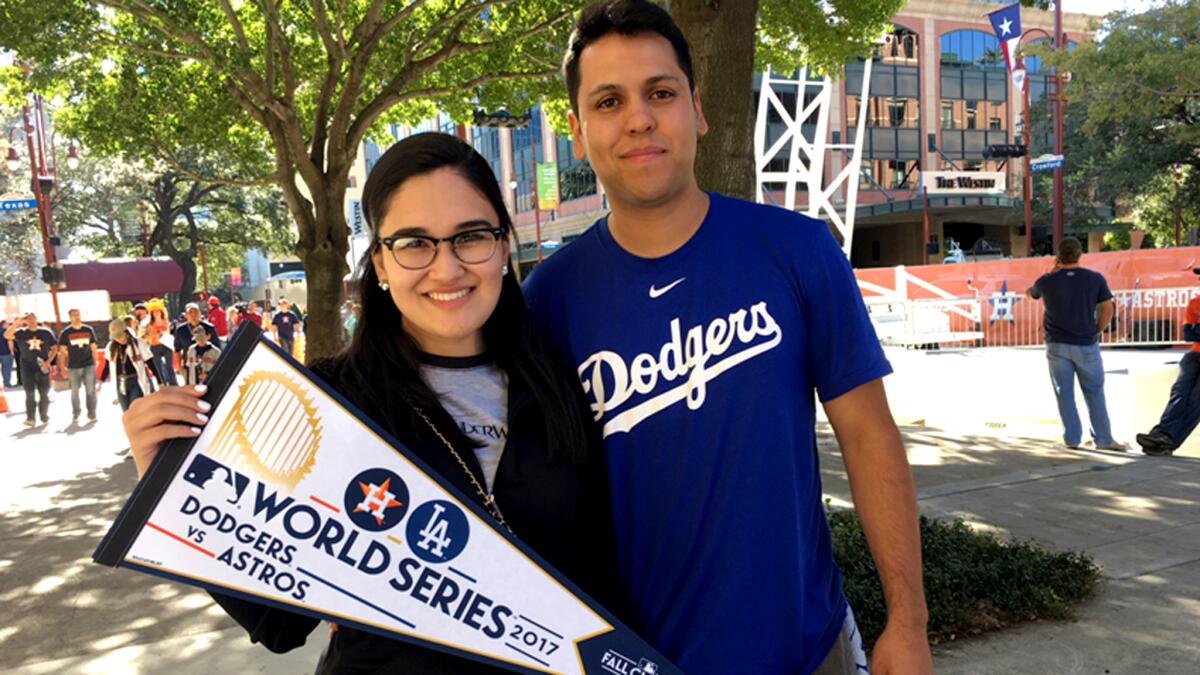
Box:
[563,0,695,114]
[1057,237,1082,264]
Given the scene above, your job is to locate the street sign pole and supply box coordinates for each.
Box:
[1023,81,1033,258]
[24,100,63,336]
[1053,0,1066,251]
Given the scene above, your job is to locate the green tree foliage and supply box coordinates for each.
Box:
[49,153,292,311]
[0,108,46,294]
[0,0,582,358]
[1037,1,1200,248]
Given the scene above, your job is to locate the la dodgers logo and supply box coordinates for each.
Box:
[578,300,783,437]
[406,499,470,563]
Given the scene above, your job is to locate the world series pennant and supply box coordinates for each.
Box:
[94,322,678,675]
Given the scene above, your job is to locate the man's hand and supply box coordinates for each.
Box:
[870,621,934,675]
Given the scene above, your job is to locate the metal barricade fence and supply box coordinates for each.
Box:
[865,287,1198,349]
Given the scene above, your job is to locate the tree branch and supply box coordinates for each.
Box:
[149,142,278,188]
[311,0,348,61]
[349,68,558,152]
[217,0,251,52]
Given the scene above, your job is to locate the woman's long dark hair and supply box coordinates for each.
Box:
[335,132,587,462]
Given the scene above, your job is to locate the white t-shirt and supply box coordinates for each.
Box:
[418,355,508,491]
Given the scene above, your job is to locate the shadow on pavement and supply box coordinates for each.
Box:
[0,454,251,669]
[816,423,1200,672]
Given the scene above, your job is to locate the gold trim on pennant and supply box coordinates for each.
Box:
[210,370,323,492]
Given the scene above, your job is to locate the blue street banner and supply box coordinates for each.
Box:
[94,323,677,675]
[0,198,37,211]
[987,3,1026,92]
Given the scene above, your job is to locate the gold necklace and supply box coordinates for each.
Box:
[410,405,512,534]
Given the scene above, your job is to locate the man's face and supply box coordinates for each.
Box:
[568,33,707,211]
[25,314,37,329]
[186,307,201,324]
[135,308,147,320]
[69,310,81,325]
[249,302,259,313]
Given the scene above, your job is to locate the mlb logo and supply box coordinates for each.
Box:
[638,660,659,675]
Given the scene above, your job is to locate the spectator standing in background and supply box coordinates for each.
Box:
[1026,237,1128,451]
[271,299,301,356]
[58,308,99,423]
[207,296,229,338]
[0,319,14,388]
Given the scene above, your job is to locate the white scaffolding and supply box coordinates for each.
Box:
[754,49,878,259]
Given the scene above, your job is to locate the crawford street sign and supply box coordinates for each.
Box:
[1030,154,1065,172]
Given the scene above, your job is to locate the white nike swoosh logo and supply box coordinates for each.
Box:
[648,277,686,299]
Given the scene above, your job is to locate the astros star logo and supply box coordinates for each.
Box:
[26,336,43,351]
[354,477,403,525]
[988,280,1021,324]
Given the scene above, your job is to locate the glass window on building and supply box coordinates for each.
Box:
[470,126,503,185]
[555,135,596,202]
[939,30,1010,164]
[846,25,921,194]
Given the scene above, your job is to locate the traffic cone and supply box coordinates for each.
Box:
[0,387,8,414]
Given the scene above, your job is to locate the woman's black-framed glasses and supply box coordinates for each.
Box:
[376,227,505,270]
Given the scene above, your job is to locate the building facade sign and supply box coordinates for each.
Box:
[922,171,1007,195]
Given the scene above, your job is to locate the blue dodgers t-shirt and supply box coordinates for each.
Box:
[1029,268,1113,345]
[524,194,892,674]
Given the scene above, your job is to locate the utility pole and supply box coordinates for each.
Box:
[1053,0,1066,250]
[23,98,63,336]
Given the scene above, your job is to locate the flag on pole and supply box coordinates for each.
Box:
[988,3,1026,92]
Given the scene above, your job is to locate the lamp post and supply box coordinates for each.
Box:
[474,109,544,264]
[1053,1,1066,251]
[1021,26,1063,257]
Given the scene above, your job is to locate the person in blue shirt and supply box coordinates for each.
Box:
[522,3,932,674]
[1025,237,1127,451]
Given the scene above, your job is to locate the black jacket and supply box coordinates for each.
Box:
[211,354,632,673]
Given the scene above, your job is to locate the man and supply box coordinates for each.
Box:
[244,301,264,329]
[4,313,57,427]
[0,319,14,388]
[271,299,301,356]
[183,324,221,386]
[173,303,222,369]
[1026,237,1127,451]
[1136,268,1200,456]
[207,296,229,338]
[523,3,932,673]
[58,309,99,423]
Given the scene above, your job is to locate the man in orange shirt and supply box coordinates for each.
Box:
[1137,267,1200,456]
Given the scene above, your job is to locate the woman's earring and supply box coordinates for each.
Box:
[379,281,390,291]
[501,264,509,276]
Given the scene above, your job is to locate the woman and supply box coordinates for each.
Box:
[104,319,155,411]
[146,302,177,386]
[120,133,631,673]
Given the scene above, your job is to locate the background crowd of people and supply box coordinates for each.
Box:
[0,294,306,428]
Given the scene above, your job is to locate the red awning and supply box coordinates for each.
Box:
[63,257,184,302]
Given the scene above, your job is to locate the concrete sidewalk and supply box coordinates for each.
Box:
[2,383,1198,673]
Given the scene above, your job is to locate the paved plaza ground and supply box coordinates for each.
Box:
[1,374,1198,674]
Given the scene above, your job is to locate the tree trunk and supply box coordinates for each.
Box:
[175,256,198,314]
[293,194,350,361]
[670,0,760,201]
